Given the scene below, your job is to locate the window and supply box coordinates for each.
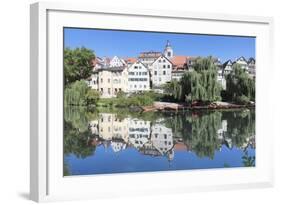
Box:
[139,72,141,75]
[101,78,103,83]
[108,78,110,83]
[108,88,111,94]
[159,59,161,63]
[144,85,146,88]
[134,85,137,88]
[163,59,166,62]
[167,52,171,57]
[154,71,157,75]
[134,66,138,69]
[163,65,166,68]
[167,64,170,68]
[163,71,166,75]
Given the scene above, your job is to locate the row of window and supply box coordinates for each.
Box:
[129,72,148,76]
[128,78,148,81]
[99,88,122,95]
[129,84,147,89]
[154,70,170,75]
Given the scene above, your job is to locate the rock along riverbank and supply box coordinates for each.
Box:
[142,101,255,112]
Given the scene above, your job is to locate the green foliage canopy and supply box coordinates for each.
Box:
[225,64,255,104]
[64,47,95,85]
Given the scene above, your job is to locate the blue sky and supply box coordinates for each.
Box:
[64,28,255,63]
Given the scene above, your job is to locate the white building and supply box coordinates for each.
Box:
[172,70,185,81]
[151,123,174,160]
[128,119,151,149]
[247,57,256,78]
[89,66,128,98]
[109,56,126,67]
[151,55,173,87]
[222,60,233,76]
[128,61,150,93]
[96,113,129,143]
[138,51,161,66]
[233,56,249,72]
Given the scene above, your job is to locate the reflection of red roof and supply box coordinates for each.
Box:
[171,56,189,69]
[174,143,190,151]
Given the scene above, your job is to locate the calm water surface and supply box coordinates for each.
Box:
[63,107,255,176]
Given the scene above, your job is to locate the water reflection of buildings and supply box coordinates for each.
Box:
[89,113,255,160]
[90,113,175,161]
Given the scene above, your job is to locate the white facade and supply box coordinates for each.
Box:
[151,55,172,86]
[128,61,150,92]
[128,119,151,149]
[89,67,128,98]
[171,70,185,81]
[109,56,126,67]
[223,60,233,75]
[234,56,249,72]
[151,123,174,160]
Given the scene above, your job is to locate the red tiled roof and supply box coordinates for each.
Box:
[125,57,137,64]
[171,56,189,69]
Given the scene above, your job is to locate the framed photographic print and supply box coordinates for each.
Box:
[30,1,274,202]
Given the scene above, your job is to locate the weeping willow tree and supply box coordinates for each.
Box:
[187,112,222,159]
[225,64,255,104]
[165,57,222,104]
[64,80,100,106]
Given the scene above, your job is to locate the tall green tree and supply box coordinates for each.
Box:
[225,64,255,104]
[64,47,95,85]
[165,57,221,104]
[64,80,100,106]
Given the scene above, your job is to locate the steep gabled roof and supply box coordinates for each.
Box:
[128,60,149,71]
[248,57,256,64]
[151,54,173,65]
[236,56,247,62]
[222,60,233,68]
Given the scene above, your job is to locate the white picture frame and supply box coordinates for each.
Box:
[30,1,274,202]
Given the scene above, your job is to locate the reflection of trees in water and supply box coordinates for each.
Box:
[63,106,255,166]
[64,106,98,161]
[222,110,255,149]
[163,109,255,159]
[242,150,255,167]
[188,112,222,159]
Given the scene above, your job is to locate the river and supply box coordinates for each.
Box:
[63,106,255,176]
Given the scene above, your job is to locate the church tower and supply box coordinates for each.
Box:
[164,40,173,59]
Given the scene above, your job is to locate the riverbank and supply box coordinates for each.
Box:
[142,101,255,112]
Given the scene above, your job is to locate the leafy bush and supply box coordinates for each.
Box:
[236,95,250,105]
